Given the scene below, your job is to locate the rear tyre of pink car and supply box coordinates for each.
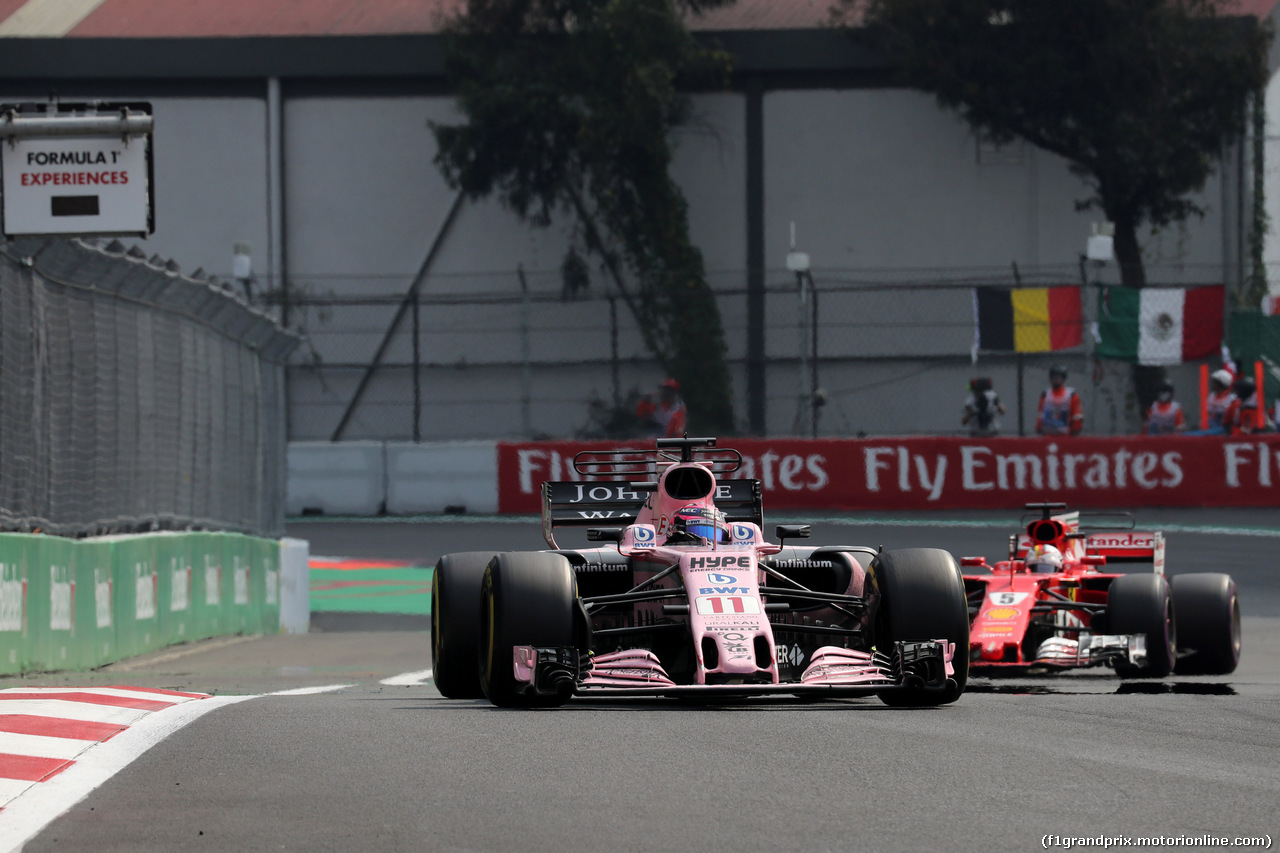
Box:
[1171,573,1240,675]
[432,552,495,699]
[480,552,578,708]
[1108,574,1175,678]
[871,548,969,707]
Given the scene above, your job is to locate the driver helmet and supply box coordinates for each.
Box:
[670,505,730,543]
[1026,544,1064,574]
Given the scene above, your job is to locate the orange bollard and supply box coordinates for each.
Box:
[1199,364,1210,430]
[1256,361,1266,430]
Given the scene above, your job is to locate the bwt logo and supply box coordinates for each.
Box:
[632,526,655,544]
[699,586,750,595]
[730,524,755,542]
[707,573,738,584]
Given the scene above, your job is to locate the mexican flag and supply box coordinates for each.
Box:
[1095,285,1224,365]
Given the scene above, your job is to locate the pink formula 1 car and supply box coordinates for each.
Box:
[432,437,969,708]
[961,502,1241,677]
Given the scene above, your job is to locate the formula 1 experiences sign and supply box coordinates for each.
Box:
[497,436,1280,513]
[2,135,151,237]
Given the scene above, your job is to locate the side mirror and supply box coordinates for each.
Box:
[1081,555,1107,566]
[587,528,623,543]
[959,556,987,568]
[776,524,811,544]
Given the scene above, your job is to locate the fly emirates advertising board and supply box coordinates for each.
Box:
[498,436,1280,512]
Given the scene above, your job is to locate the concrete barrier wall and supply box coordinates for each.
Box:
[386,441,499,515]
[0,531,283,675]
[289,441,500,516]
[288,441,388,516]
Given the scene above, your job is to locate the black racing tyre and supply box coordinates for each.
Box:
[480,552,578,708]
[871,548,970,707]
[1108,573,1175,678]
[431,552,494,699]
[1171,573,1240,675]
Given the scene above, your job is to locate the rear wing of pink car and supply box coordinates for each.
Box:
[540,478,763,548]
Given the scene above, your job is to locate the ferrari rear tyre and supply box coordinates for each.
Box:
[1108,574,1174,678]
[480,552,577,708]
[431,552,495,699]
[1171,573,1240,675]
[871,548,969,707]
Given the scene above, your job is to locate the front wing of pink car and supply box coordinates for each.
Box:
[511,640,957,700]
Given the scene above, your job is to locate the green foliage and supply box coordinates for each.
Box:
[432,0,737,433]
[851,0,1271,286]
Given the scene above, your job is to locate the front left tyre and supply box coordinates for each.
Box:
[431,552,495,699]
[871,548,970,707]
[479,552,578,708]
[1108,573,1175,678]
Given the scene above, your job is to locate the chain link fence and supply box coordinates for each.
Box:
[282,265,1233,442]
[0,238,299,537]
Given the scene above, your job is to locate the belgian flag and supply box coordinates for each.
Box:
[974,286,1082,353]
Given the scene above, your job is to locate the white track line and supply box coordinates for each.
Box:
[380,669,433,686]
[268,684,351,696]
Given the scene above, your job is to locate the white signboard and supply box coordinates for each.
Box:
[2,134,151,236]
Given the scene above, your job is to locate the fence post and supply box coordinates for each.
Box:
[610,295,620,412]
[412,287,421,443]
[519,265,532,437]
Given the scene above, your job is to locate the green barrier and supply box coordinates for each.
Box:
[0,534,29,674]
[153,533,196,647]
[191,532,227,641]
[254,535,281,635]
[0,531,281,676]
[30,536,78,672]
[110,535,159,662]
[75,538,116,669]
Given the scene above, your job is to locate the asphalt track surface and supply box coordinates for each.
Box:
[8,508,1280,853]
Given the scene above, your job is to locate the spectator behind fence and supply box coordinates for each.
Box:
[962,377,1006,437]
[1142,380,1186,435]
[1204,369,1239,433]
[1230,376,1274,435]
[636,377,687,438]
[1036,364,1083,436]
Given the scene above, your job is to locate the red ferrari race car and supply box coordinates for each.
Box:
[961,503,1241,677]
[431,436,969,708]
